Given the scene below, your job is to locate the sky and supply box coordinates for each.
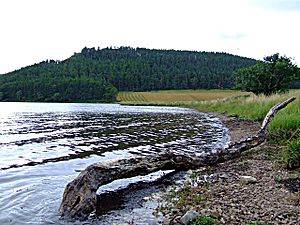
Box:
[1,0,300,74]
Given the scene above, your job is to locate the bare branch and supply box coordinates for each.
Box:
[258,97,296,136]
[59,97,296,219]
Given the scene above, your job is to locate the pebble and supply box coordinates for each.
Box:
[149,141,300,225]
[219,173,230,179]
[240,175,257,184]
[171,208,180,214]
[180,210,200,225]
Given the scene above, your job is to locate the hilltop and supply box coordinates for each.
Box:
[0,47,257,102]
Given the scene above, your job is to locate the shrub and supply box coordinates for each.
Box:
[285,138,300,169]
[190,215,217,225]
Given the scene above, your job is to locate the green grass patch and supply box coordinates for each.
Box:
[190,215,218,225]
[186,90,300,144]
[249,221,265,225]
[284,138,300,169]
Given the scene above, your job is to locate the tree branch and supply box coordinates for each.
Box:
[258,97,296,136]
[59,97,296,220]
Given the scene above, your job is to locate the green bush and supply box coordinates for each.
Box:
[190,215,217,225]
[285,138,300,169]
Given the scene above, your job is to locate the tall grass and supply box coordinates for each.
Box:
[187,90,300,142]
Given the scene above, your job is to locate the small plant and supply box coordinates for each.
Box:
[285,138,300,169]
[289,171,300,178]
[190,215,217,225]
[249,221,264,225]
[262,146,284,161]
[274,175,284,182]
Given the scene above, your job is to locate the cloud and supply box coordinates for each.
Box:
[252,0,300,11]
[219,32,247,40]
[0,0,300,73]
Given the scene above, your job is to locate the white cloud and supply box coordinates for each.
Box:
[219,33,247,40]
[252,0,300,11]
[0,0,300,74]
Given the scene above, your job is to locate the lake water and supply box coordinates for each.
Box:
[0,102,228,224]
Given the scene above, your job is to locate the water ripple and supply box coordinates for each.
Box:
[0,102,229,225]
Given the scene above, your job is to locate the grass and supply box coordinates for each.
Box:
[285,138,300,169]
[190,215,218,225]
[186,90,300,143]
[162,185,206,210]
[117,89,250,104]
[249,221,265,225]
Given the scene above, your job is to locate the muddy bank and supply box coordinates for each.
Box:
[211,113,261,144]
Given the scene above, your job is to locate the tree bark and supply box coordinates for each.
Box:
[59,97,296,220]
[258,97,296,135]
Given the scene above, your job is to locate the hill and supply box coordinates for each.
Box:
[0,47,257,102]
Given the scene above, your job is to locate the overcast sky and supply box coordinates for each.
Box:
[1,0,300,74]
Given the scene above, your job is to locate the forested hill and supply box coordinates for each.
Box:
[0,47,257,102]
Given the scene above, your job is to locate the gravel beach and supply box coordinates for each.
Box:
[162,113,300,225]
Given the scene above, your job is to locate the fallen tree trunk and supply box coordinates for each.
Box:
[59,97,296,219]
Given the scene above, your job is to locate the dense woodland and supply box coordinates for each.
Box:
[0,47,260,102]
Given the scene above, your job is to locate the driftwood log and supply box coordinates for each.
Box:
[59,97,296,219]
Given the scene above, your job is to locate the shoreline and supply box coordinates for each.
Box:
[161,113,300,224]
[210,112,261,144]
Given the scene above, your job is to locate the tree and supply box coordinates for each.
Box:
[0,47,259,102]
[16,90,23,101]
[233,53,300,96]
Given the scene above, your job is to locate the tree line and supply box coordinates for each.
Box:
[0,46,259,102]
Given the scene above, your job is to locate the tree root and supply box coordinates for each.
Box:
[59,97,296,219]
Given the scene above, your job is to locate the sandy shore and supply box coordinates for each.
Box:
[163,113,300,224]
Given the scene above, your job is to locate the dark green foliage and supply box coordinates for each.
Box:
[0,76,117,103]
[0,59,117,102]
[285,138,300,169]
[75,47,257,91]
[234,53,300,96]
[0,47,257,102]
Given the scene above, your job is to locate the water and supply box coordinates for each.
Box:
[0,102,228,224]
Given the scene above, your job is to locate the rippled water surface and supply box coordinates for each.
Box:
[0,102,228,224]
